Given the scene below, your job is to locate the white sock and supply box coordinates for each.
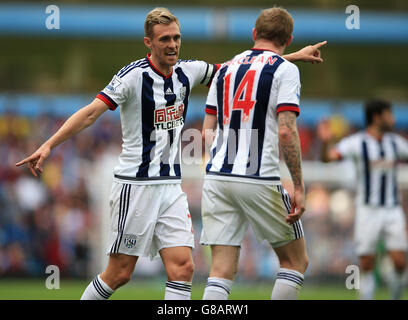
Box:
[165,281,192,300]
[203,277,233,300]
[359,271,375,300]
[271,268,304,300]
[81,274,114,300]
[390,270,404,300]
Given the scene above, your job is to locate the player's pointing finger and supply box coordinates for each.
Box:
[15,156,34,167]
[313,41,327,50]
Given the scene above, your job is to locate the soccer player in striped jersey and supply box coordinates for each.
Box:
[16,7,325,300]
[319,100,408,299]
[199,7,325,300]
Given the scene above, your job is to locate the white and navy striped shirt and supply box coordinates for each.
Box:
[97,54,218,184]
[204,48,301,183]
[336,131,408,207]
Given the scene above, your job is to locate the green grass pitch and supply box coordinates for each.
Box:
[0,279,405,300]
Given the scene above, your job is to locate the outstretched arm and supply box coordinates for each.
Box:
[317,118,343,162]
[283,41,327,63]
[16,98,109,176]
[278,111,305,224]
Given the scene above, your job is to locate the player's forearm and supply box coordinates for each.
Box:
[43,103,103,150]
[278,112,304,190]
[320,141,332,163]
[282,52,298,62]
[202,114,217,152]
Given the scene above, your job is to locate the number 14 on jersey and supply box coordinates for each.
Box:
[223,70,257,125]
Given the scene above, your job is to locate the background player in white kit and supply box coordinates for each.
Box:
[16,7,325,300]
[200,7,325,300]
[319,100,408,299]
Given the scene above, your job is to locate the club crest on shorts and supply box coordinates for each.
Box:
[123,234,137,249]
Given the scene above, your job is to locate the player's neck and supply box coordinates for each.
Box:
[252,40,284,56]
[366,125,384,141]
[148,54,173,77]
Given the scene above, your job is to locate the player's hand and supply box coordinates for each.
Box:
[295,41,327,64]
[317,118,333,142]
[286,188,305,225]
[15,144,51,177]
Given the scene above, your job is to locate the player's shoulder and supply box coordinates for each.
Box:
[174,59,210,77]
[340,131,366,146]
[176,58,206,68]
[115,58,149,79]
[277,56,299,75]
[386,131,405,140]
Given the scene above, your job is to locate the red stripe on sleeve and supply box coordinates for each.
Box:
[96,93,117,111]
[276,105,300,116]
[205,107,217,115]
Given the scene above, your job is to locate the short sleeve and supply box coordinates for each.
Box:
[204,68,220,115]
[275,62,301,116]
[179,60,219,88]
[393,134,408,160]
[336,135,359,160]
[96,71,131,111]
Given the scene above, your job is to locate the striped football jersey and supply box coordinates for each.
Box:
[96,54,218,184]
[205,48,301,183]
[336,131,408,207]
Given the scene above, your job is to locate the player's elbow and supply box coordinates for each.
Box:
[278,126,294,143]
[322,149,341,163]
[83,107,101,128]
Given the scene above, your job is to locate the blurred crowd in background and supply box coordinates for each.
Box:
[1,110,407,283]
[1,1,408,286]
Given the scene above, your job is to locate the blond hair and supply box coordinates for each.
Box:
[144,7,180,38]
[255,7,294,46]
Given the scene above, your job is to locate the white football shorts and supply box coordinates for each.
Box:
[354,205,408,256]
[200,178,304,248]
[106,182,194,260]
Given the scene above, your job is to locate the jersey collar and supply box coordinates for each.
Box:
[250,48,278,54]
[146,54,173,79]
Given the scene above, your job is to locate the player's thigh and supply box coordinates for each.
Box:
[107,182,162,257]
[383,207,408,253]
[105,253,139,272]
[354,206,382,256]
[200,179,248,246]
[273,237,308,273]
[230,183,304,246]
[153,186,195,257]
[160,246,193,267]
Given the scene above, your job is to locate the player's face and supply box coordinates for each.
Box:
[380,108,395,132]
[147,22,181,68]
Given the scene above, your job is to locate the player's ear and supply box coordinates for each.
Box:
[252,28,257,42]
[286,35,293,47]
[144,37,152,49]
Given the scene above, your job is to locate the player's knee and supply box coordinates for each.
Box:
[295,254,309,274]
[302,254,309,273]
[167,259,195,281]
[101,268,132,290]
[113,270,132,288]
[360,256,375,271]
[211,264,238,280]
[280,253,308,274]
[392,257,406,272]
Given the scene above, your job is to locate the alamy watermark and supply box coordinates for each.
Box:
[345,5,360,30]
[45,5,60,30]
[345,264,360,290]
[45,265,60,289]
